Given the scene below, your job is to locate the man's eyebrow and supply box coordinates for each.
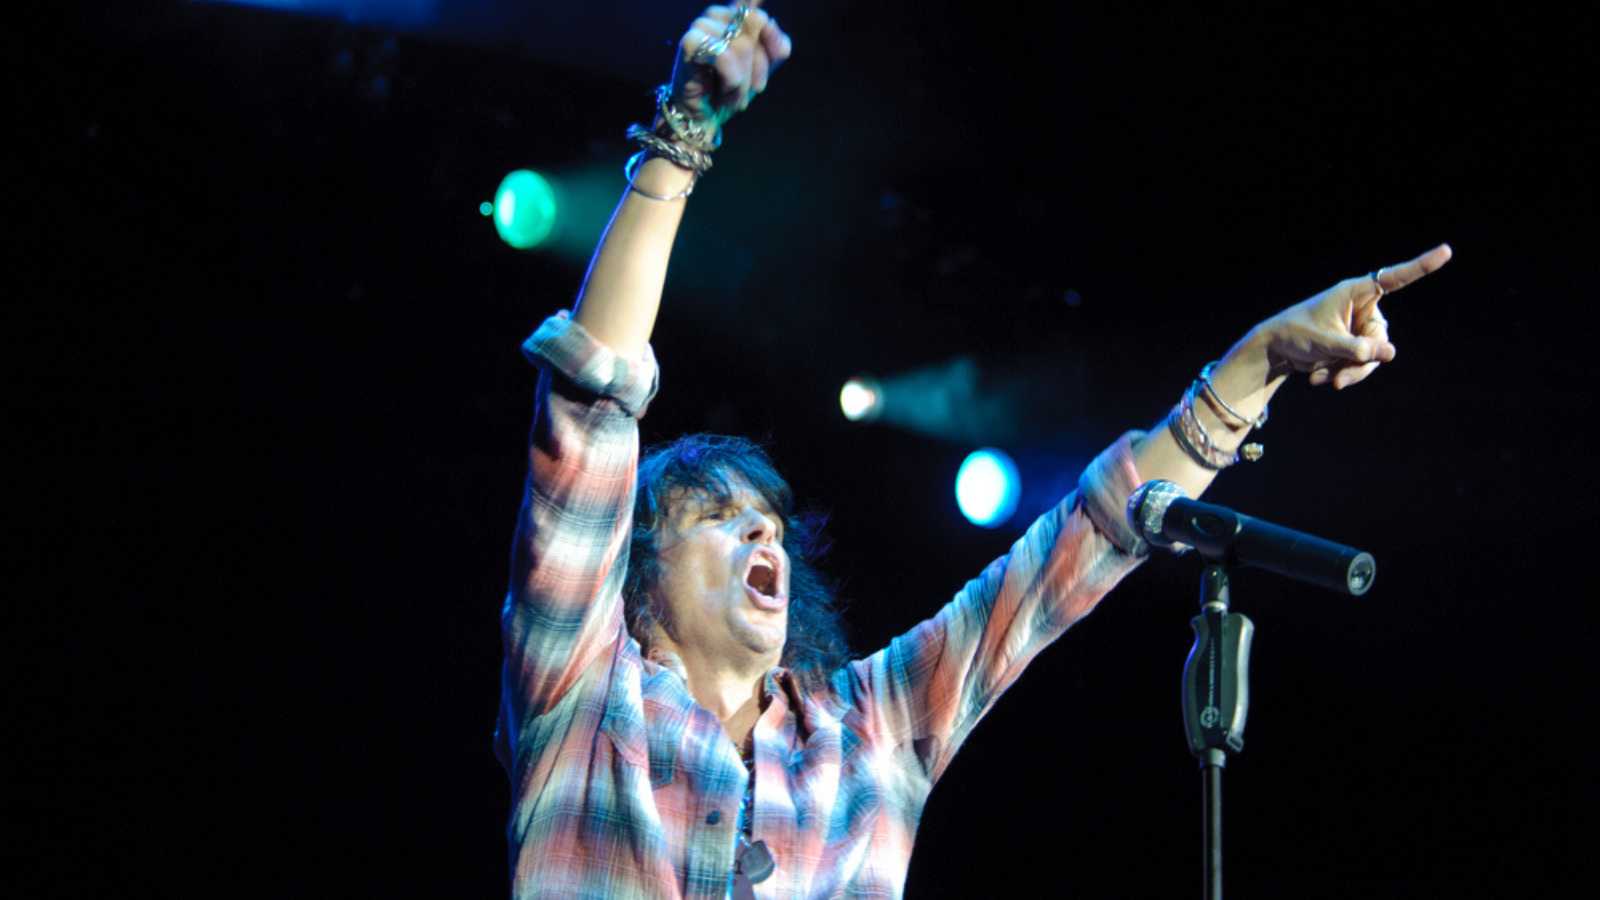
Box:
[675,489,781,522]
[669,490,715,515]
[735,490,779,518]
[669,488,731,515]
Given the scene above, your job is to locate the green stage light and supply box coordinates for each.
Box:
[491,170,557,249]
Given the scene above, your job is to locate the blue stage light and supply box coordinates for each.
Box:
[955,449,1020,528]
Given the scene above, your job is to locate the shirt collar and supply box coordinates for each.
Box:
[644,647,791,710]
[644,646,690,684]
[761,667,793,704]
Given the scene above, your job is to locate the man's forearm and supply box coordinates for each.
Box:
[571,158,696,359]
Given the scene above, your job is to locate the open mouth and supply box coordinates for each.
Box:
[746,561,778,598]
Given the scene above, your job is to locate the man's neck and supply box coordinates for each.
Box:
[655,637,774,745]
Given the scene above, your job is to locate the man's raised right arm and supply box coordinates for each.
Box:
[496,5,793,755]
[573,2,790,358]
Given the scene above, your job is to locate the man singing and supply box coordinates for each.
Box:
[492,3,1450,896]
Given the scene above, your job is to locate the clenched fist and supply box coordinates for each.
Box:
[670,3,794,129]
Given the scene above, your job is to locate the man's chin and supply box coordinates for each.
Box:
[734,616,787,658]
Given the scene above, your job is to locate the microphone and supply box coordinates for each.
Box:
[1126,480,1376,596]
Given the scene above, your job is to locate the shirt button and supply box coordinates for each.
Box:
[705,810,722,825]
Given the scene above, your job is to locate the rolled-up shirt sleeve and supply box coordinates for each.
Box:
[494,312,658,772]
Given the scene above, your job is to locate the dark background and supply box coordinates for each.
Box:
[9,1,1595,897]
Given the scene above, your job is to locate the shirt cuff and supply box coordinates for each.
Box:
[1076,430,1150,557]
[521,311,660,419]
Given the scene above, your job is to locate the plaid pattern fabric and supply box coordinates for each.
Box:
[496,313,1149,899]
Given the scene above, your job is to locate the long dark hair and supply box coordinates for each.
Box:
[624,434,850,691]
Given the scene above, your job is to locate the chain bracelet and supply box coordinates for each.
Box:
[653,84,721,152]
[624,125,714,176]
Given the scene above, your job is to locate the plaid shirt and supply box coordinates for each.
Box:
[495,313,1149,899]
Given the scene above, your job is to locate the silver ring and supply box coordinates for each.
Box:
[1369,267,1387,298]
[691,4,751,65]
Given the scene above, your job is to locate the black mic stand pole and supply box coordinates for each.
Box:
[1183,561,1253,900]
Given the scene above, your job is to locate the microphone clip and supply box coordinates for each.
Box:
[1183,566,1254,758]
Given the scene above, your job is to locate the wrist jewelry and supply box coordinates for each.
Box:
[653,84,721,152]
[623,1,749,201]
[622,81,719,201]
[623,150,696,202]
[1198,360,1269,430]
[1166,383,1264,470]
[1168,390,1229,471]
[625,125,714,175]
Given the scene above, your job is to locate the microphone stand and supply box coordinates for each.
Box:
[1129,478,1376,899]
[1183,562,1253,900]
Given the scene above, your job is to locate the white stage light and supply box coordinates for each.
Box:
[839,377,882,422]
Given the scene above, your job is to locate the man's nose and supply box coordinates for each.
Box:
[741,508,777,544]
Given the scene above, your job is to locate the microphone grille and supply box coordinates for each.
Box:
[1126,479,1189,547]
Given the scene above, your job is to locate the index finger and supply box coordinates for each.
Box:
[1373,243,1453,296]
